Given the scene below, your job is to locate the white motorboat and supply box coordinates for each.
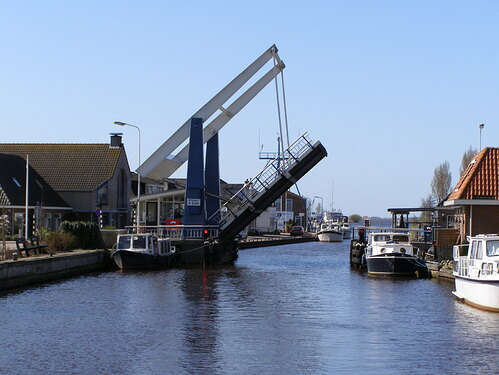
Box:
[112,233,175,270]
[363,232,428,277]
[317,223,343,242]
[453,234,499,312]
[340,222,352,239]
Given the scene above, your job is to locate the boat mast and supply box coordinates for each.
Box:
[331,180,334,211]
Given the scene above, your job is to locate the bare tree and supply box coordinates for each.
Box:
[459,146,478,177]
[431,161,452,204]
[419,194,436,223]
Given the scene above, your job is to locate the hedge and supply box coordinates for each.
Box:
[59,221,104,249]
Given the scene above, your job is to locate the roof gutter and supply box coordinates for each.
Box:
[444,199,499,206]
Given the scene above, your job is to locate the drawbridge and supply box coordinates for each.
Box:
[133,45,327,242]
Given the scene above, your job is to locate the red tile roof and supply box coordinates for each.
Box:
[0,144,125,192]
[448,148,499,200]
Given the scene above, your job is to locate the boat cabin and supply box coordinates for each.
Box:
[319,223,341,232]
[116,234,172,256]
[454,234,499,279]
[368,232,414,256]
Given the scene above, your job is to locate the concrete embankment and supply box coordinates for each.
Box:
[238,235,317,249]
[427,261,455,281]
[0,250,109,291]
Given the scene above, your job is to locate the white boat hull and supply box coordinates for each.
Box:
[318,231,343,242]
[453,276,499,312]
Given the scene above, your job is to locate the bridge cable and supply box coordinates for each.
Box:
[280,70,291,149]
[276,57,303,199]
[273,55,285,162]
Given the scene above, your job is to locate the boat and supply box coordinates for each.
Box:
[363,232,428,276]
[452,234,499,312]
[340,222,352,239]
[112,233,176,270]
[317,223,343,242]
[324,211,351,239]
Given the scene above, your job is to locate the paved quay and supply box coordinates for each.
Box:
[427,260,455,281]
[0,249,109,291]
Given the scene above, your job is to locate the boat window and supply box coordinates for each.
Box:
[117,236,131,250]
[486,240,499,257]
[476,241,484,260]
[374,235,391,241]
[133,236,147,249]
[393,235,409,242]
[470,241,478,259]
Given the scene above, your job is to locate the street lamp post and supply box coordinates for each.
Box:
[114,121,141,226]
[479,123,484,150]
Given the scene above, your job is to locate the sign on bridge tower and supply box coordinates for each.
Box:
[183,118,206,226]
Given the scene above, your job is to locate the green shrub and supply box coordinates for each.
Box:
[37,227,52,241]
[46,231,77,252]
[59,221,104,249]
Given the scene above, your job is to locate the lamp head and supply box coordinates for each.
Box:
[114,121,127,126]
[479,123,484,129]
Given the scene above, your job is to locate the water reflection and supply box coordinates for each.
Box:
[0,241,497,374]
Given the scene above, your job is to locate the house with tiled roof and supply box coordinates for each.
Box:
[0,134,131,229]
[0,153,71,235]
[444,147,499,242]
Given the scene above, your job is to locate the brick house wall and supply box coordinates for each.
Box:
[470,205,499,237]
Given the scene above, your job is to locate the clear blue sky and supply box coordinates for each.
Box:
[1,1,498,217]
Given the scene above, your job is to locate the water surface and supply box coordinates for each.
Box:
[1,241,497,374]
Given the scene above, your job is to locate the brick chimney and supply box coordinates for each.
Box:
[110,133,123,148]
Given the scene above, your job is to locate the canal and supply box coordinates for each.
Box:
[0,241,497,374]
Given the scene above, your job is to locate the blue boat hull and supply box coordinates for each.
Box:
[112,250,173,270]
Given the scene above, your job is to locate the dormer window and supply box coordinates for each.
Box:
[11,177,21,188]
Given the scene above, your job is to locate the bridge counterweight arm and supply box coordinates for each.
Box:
[138,45,285,180]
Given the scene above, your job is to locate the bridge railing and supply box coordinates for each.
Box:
[208,133,316,229]
[125,225,219,239]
